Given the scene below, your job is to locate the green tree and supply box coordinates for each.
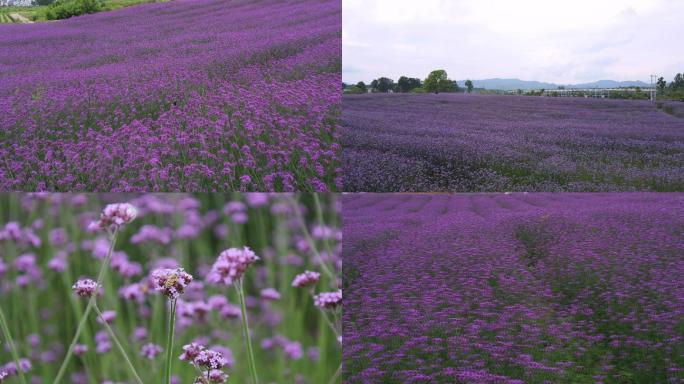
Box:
[356,81,367,93]
[424,70,449,94]
[374,77,395,93]
[672,73,684,90]
[657,77,666,94]
[465,79,474,93]
[397,76,422,92]
[407,78,421,90]
[397,76,410,92]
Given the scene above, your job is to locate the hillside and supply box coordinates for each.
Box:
[460,78,650,90]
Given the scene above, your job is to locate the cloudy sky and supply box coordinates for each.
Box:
[343,0,684,84]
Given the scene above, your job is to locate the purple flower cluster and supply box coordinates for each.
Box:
[206,247,260,285]
[0,359,31,381]
[180,343,229,383]
[291,270,320,288]
[140,343,163,360]
[313,290,342,309]
[90,203,138,230]
[72,278,99,298]
[0,0,341,192]
[151,268,194,300]
[261,335,304,360]
[343,93,684,192]
[0,222,41,248]
[343,193,684,383]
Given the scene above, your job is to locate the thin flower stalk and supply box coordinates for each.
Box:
[236,279,259,384]
[164,299,177,384]
[289,199,335,281]
[0,305,28,384]
[54,229,119,384]
[93,304,144,384]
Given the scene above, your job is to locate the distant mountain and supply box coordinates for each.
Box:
[461,78,557,90]
[570,80,650,89]
[458,78,650,90]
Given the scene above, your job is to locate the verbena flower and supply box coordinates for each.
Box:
[72,278,99,298]
[260,288,281,301]
[133,327,148,342]
[207,369,229,383]
[206,247,259,285]
[292,271,320,288]
[90,203,137,230]
[313,290,342,309]
[119,283,146,303]
[95,330,111,354]
[219,304,241,319]
[97,310,116,324]
[140,343,163,360]
[151,268,193,300]
[73,344,89,357]
[179,343,205,362]
[195,349,227,370]
[2,358,32,376]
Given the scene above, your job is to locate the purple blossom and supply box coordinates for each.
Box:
[73,344,88,357]
[313,290,342,309]
[151,268,193,300]
[90,203,137,230]
[206,247,260,285]
[260,288,281,301]
[96,310,116,324]
[140,343,163,360]
[72,279,99,298]
[292,270,320,288]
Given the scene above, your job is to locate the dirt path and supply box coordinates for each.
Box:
[9,13,33,23]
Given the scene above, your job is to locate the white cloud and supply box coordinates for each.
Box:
[343,0,683,84]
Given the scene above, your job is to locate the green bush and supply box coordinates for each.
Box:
[45,0,102,20]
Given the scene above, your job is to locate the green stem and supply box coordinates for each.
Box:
[164,299,177,384]
[236,279,259,384]
[290,198,335,281]
[312,194,335,262]
[54,229,119,384]
[93,304,144,384]
[317,307,341,340]
[0,305,28,384]
[327,364,341,384]
[192,362,209,384]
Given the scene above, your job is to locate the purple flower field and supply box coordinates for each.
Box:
[343,193,684,383]
[342,94,684,192]
[0,0,341,192]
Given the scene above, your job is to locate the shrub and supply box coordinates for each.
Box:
[344,86,366,94]
[45,0,102,20]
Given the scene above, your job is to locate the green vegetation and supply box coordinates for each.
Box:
[0,6,40,23]
[342,69,459,94]
[657,73,684,101]
[0,0,167,23]
[344,70,684,102]
[44,0,102,20]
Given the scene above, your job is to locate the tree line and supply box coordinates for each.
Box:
[657,73,684,101]
[344,70,475,94]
